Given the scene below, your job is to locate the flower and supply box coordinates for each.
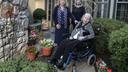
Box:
[31,31,37,37]
[41,39,54,48]
[40,40,43,44]
[107,67,112,72]
[96,58,108,72]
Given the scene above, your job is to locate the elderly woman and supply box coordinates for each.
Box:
[50,13,95,69]
[53,0,74,45]
[72,0,86,28]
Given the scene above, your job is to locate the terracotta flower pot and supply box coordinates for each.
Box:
[26,52,36,61]
[41,48,52,57]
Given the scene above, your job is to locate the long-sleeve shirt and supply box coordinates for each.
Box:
[72,6,86,21]
[70,22,95,41]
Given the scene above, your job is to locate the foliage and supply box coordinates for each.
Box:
[38,32,44,40]
[92,18,127,71]
[25,46,37,54]
[20,61,56,72]
[108,25,128,72]
[41,39,54,48]
[96,58,113,72]
[0,55,30,72]
[93,18,125,55]
[0,55,57,72]
[92,18,128,72]
[28,27,38,45]
[33,8,46,20]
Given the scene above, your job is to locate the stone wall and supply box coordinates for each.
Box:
[0,0,29,61]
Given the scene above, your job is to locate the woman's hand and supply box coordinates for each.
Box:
[75,20,78,24]
[69,36,73,39]
[56,24,61,29]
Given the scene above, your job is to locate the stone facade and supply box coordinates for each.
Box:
[0,0,29,60]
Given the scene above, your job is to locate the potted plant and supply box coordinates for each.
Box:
[38,31,44,40]
[35,32,44,52]
[33,8,46,21]
[28,27,38,45]
[40,39,54,57]
[95,58,112,72]
[25,46,37,61]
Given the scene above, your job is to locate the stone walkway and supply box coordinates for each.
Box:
[57,62,95,72]
[43,28,95,72]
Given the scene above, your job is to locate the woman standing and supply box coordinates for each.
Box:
[53,0,73,45]
[72,0,86,28]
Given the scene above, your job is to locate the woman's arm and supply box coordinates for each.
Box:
[72,5,76,20]
[67,7,75,22]
[52,6,58,25]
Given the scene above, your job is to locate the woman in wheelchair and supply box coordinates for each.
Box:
[49,13,95,70]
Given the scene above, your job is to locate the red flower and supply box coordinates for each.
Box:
[107,68,112,72]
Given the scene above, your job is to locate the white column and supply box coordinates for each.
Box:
[46,0,49,21]
[71,0,73,12]
[109,0,115,19]
[50,0,53,28]
[114,0,118,19]
[54,0,56,7]
[101,0,105,18]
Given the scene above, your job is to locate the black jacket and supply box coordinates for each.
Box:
[52,5,74,29]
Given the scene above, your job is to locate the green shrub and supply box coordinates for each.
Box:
[20,61,56,72]
[33,8,46,20]
[93,18,125,56]
[0,55,30,72]
[0,55,57,72]
[108,25,128,72]
[91,18,128,72]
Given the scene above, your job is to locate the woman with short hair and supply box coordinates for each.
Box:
[72,0,86,28]
[50,13,95,70]
[53,0,74,45]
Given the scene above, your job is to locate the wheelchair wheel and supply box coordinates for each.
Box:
[87,54,96,66]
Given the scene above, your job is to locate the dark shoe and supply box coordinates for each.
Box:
[56,61,65,70]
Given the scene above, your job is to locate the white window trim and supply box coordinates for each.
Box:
[109,0,115,19]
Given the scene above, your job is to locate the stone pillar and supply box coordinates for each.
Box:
[0,0,29,61]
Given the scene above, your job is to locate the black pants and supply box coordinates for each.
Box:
[52,39,85,63]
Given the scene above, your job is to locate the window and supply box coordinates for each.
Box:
[98,0,108,1]
[96,0,109,18]
[115,0,128,22]
[118,0,128,1]
[116,3,128,22]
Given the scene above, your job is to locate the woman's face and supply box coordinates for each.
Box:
[59,0,66,6]
[82,15,90,24]
[75,0,81,4]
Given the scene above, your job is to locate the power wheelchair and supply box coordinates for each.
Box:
[57,39,96,72]
[53,22,96,72]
